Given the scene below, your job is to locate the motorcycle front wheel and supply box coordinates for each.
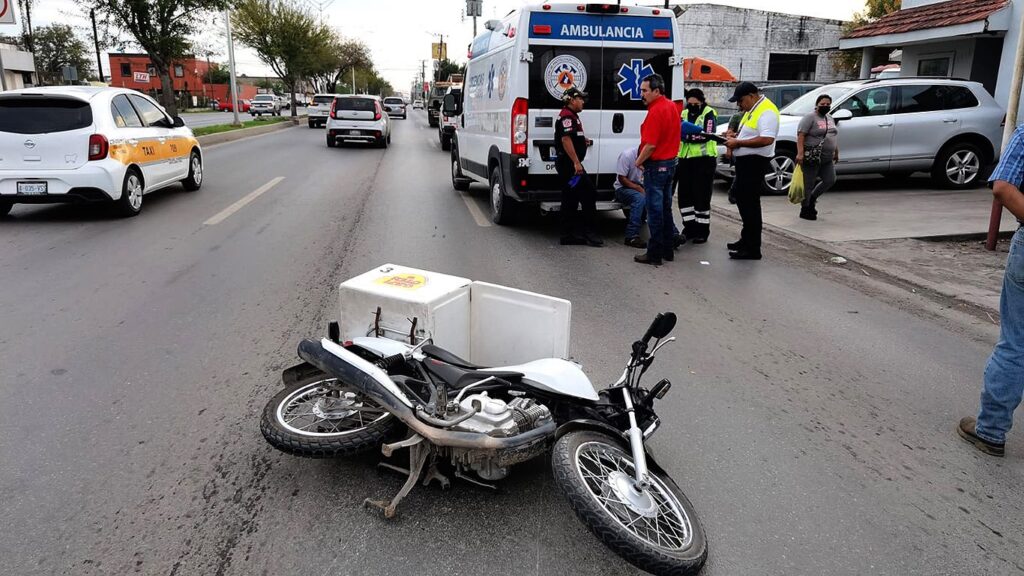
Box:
[260,376,399,458]
[551,431,707,576]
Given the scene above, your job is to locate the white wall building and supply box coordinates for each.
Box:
[0,44,36,90]
[840,0,1022,123]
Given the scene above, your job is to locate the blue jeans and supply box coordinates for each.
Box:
[977,227,1024,444]
[643,159,677,259]
[615,186,645,238]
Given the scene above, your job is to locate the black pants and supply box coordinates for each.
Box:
[557,162,596,238]
[676,156,716,241]
[734,155,769,252]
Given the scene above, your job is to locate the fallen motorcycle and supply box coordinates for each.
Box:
[261,312,707,575]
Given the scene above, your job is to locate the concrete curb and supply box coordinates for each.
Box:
[710,203,1002,318]
[196,116,305,147]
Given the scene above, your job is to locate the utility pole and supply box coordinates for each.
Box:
[986,7,1024,250]
[225,10,241,127]
[90,9,104,83]
[351,67,356,94]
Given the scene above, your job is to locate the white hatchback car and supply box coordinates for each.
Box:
[326,95,391,148]
[0,86,203,217]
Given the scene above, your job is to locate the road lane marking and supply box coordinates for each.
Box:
[204,176,285,226]
[459,190,492,227]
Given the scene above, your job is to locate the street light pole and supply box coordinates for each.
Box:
[90,9,104,83]
[225,10,241,127]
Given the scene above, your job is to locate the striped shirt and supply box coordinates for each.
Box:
[990,125,1024,224]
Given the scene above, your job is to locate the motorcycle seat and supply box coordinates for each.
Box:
[424,355,523,389]
[421,344,481,369]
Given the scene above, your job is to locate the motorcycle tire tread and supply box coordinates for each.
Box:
[260,377,399,458]
[551,431,708,576]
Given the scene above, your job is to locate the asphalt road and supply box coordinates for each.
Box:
[1,111,1022,576]
[182,107,308,128]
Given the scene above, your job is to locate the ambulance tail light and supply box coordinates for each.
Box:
[653,30,671,39]
[88,134,108,161]
[532,25,551,35]
[511,98,528,156]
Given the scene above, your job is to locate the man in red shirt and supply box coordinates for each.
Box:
[633,74,681,265]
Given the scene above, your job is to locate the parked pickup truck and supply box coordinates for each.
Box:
[250,93,282,117]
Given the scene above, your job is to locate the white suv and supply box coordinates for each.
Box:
[250,93,281,117]
[0,86,203,217]
[326,95,391,148]
[717,78,1005,191]
[308,93,336,128]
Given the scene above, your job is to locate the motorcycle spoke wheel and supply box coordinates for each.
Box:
[277,379,389,437]
[575,442,693,552]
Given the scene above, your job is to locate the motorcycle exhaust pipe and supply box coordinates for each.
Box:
[297,339,554,451]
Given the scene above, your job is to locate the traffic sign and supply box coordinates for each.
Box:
[0,0,17,25]
[466,0,482,18]
[431,43,447,60]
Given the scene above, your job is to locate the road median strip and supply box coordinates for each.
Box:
[196,115,306,146]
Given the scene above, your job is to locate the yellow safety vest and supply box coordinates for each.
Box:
[740,96,779,132]
[678,106,718,159]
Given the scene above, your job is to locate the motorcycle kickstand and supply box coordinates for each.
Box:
[365,435,428,519]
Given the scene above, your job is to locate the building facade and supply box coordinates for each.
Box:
[674,4,851,84]
[840,0,1022,123]
[0,44,36,90]
[107,53,257,103]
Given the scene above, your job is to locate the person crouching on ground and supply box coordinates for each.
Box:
[615,145,647,248]
[633,74,681,266]
[957,123,1024,457]
[555,86,602,247]
[796,94,839,221]
[676,88,718,245]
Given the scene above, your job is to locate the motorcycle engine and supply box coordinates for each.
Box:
[449,393,553,481]
[452,393,552,438]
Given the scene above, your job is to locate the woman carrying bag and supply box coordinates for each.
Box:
[796,94,839,221]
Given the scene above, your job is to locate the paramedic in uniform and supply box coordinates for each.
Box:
[555,86,603,247]
[724,82,779,260]
[676,88,718,245]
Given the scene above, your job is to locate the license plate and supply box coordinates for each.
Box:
[17,181,47,195]
[348,130,361,136]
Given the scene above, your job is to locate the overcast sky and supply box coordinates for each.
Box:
[3,0,865,92]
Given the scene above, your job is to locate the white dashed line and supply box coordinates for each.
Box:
[204,176,285,226]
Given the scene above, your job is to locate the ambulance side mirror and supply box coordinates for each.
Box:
[442,94,462,117]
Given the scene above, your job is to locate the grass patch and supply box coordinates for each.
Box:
[192,116,293,137]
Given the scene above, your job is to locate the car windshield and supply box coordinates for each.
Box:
[336,98,376,111]
[0,97,93,134]
[780,85,857,116]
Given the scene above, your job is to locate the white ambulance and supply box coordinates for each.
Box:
[446,3,684,224]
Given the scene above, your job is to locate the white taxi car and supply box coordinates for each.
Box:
[0,86,203,217]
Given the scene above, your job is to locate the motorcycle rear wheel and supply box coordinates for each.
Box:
[261,376,398,458]
[551,431,707,576]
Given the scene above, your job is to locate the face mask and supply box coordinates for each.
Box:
[817,105,830,115]
[687,104,701,114]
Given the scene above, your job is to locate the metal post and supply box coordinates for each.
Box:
[91,9,104,83]
[225,10,241,126]
[351,67,355,94]
[986,7,1024,250]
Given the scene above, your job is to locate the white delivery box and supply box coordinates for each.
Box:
[338,264,472,358]
[339,265,572,366]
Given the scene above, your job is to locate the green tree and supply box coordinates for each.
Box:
[89,0,230,115]
[434,58,465,82]
[204,62,230,84]
[835,0,902,77]
[309,35,373,94]
[17,0,36,54]
[232,0,336,119]
[33,24,93,85]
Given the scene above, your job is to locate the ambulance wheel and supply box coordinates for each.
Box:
[489,166,516,225]
[451,150,471,192]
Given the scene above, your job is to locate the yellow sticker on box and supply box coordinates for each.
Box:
[375,274,428,290]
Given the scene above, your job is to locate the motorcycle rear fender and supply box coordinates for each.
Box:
[555,419,669,477]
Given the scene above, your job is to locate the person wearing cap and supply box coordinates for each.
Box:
[724,81,779,260]
[957,123,1024,458]
[633,73,682,265]
[676,88,718,245]
[554,86,602,247]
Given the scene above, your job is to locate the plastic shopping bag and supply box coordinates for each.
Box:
[789,164,805,205]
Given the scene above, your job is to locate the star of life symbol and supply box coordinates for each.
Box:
[487,64,495,99]
[617,59,655,100]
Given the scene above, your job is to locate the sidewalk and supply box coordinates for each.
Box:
[710,175,1017,315]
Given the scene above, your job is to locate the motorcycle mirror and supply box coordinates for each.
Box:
[643,312,677,342]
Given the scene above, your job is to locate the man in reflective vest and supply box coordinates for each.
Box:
[676,88,718,245]
[724,82,779,260]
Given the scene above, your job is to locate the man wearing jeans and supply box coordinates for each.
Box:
[958,125,1024,457]
[615,146,646,248]
[634,74,681,265]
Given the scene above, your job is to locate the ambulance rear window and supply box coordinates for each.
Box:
[0,97,93,134]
